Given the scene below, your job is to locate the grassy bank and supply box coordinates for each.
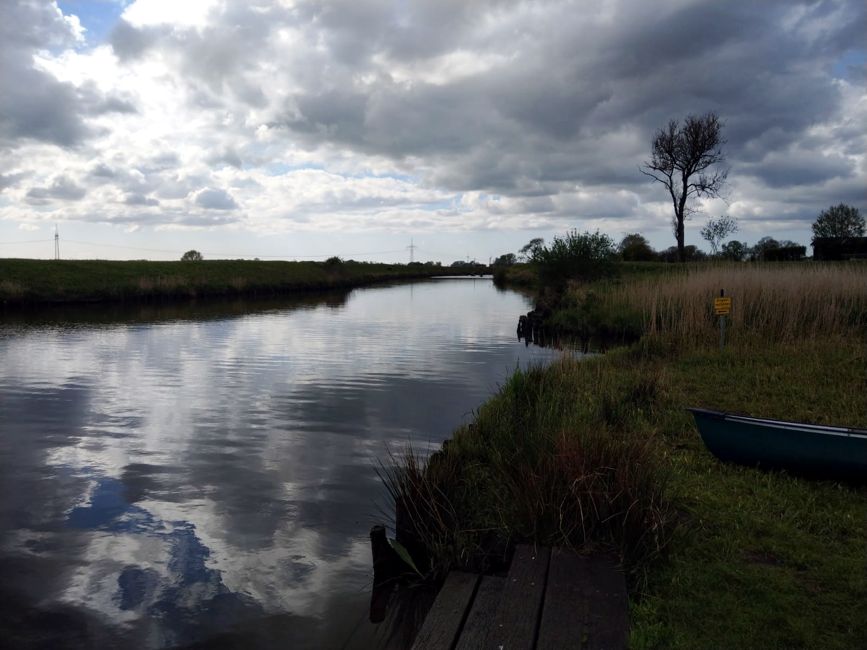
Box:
[0,258,455,305]
[388,262,867,648]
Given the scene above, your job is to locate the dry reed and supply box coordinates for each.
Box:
[606,263,867,345]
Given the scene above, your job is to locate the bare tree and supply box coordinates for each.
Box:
[641,112,728,262]
[700,215,738,255]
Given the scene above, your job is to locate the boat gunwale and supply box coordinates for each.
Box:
[687,407,867,439]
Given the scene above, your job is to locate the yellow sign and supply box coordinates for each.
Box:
[714,297,732,315]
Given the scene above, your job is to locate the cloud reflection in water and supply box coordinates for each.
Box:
[0,279,560,648]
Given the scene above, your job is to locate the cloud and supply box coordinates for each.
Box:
[207,149,243,169]
[124,192,160,206]
[108,19,164,61]
[195,188,238,211]
[743,148,854,189]
[89,163,117,179]
[0,1,140,149]
[0,0,864,244]
[26,176,87,203]
[0,171,28,191]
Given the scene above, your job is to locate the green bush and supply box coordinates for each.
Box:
[529,229,617,286]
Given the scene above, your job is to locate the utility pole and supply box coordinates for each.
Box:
[54,224,60,260]
[407,238,417,263]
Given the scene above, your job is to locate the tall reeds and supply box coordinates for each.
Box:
[603,263,867,345]
[380,360,678,580]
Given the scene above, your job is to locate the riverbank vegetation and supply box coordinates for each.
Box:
[552,262,867,348]
[0,258,459,305]
[388,258,867,648]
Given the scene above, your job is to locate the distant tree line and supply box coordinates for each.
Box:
[618,232,808,263]
[490,203,862,271]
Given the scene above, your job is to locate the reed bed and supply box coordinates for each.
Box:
[604,263,867,345]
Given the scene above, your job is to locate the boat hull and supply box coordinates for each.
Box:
[689,408,867,480]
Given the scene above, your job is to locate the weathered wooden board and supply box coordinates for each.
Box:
[536,549,627,650]
[484,544,550,649]
[411,571,479,650]
[454,575,506,650]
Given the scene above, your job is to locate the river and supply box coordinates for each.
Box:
[0,278,560,648]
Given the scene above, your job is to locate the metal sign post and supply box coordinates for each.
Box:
[713,290,731,350]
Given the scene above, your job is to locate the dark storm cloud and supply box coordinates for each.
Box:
[743,150,854,189]
[293,0,494,64]
[97,0,867,215]
[265,0,866,209]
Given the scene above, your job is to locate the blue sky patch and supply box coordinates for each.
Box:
[58,0,126,47]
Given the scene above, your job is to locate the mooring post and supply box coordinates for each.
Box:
[370,525,400,623]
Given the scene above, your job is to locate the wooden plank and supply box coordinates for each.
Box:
[484,544,550,649]
[454,575,506,650]
[536,549,628,650]
[411,571,479,650]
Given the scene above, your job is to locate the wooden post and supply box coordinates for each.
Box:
[370,525,400,622]
[719,289,726,351]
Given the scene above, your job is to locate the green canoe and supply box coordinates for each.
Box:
[689,408,867,480]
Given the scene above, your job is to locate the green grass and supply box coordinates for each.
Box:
[389,259,867,649]
[388,339,867,648]
[631,341,867,648]
[0,258,452,304]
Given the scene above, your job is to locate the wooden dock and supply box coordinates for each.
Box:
[411,545,628,650]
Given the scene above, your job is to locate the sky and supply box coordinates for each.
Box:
[0,0,865,263]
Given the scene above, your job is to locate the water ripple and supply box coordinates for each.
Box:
[0,279,560,648]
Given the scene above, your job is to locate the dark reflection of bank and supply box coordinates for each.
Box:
[0,290,352,329]
[516,312,630,353]
[517,312,569,350]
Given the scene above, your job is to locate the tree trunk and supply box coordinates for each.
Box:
[676,188,688,262]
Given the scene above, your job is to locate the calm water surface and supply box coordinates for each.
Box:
[0,278,560,648]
